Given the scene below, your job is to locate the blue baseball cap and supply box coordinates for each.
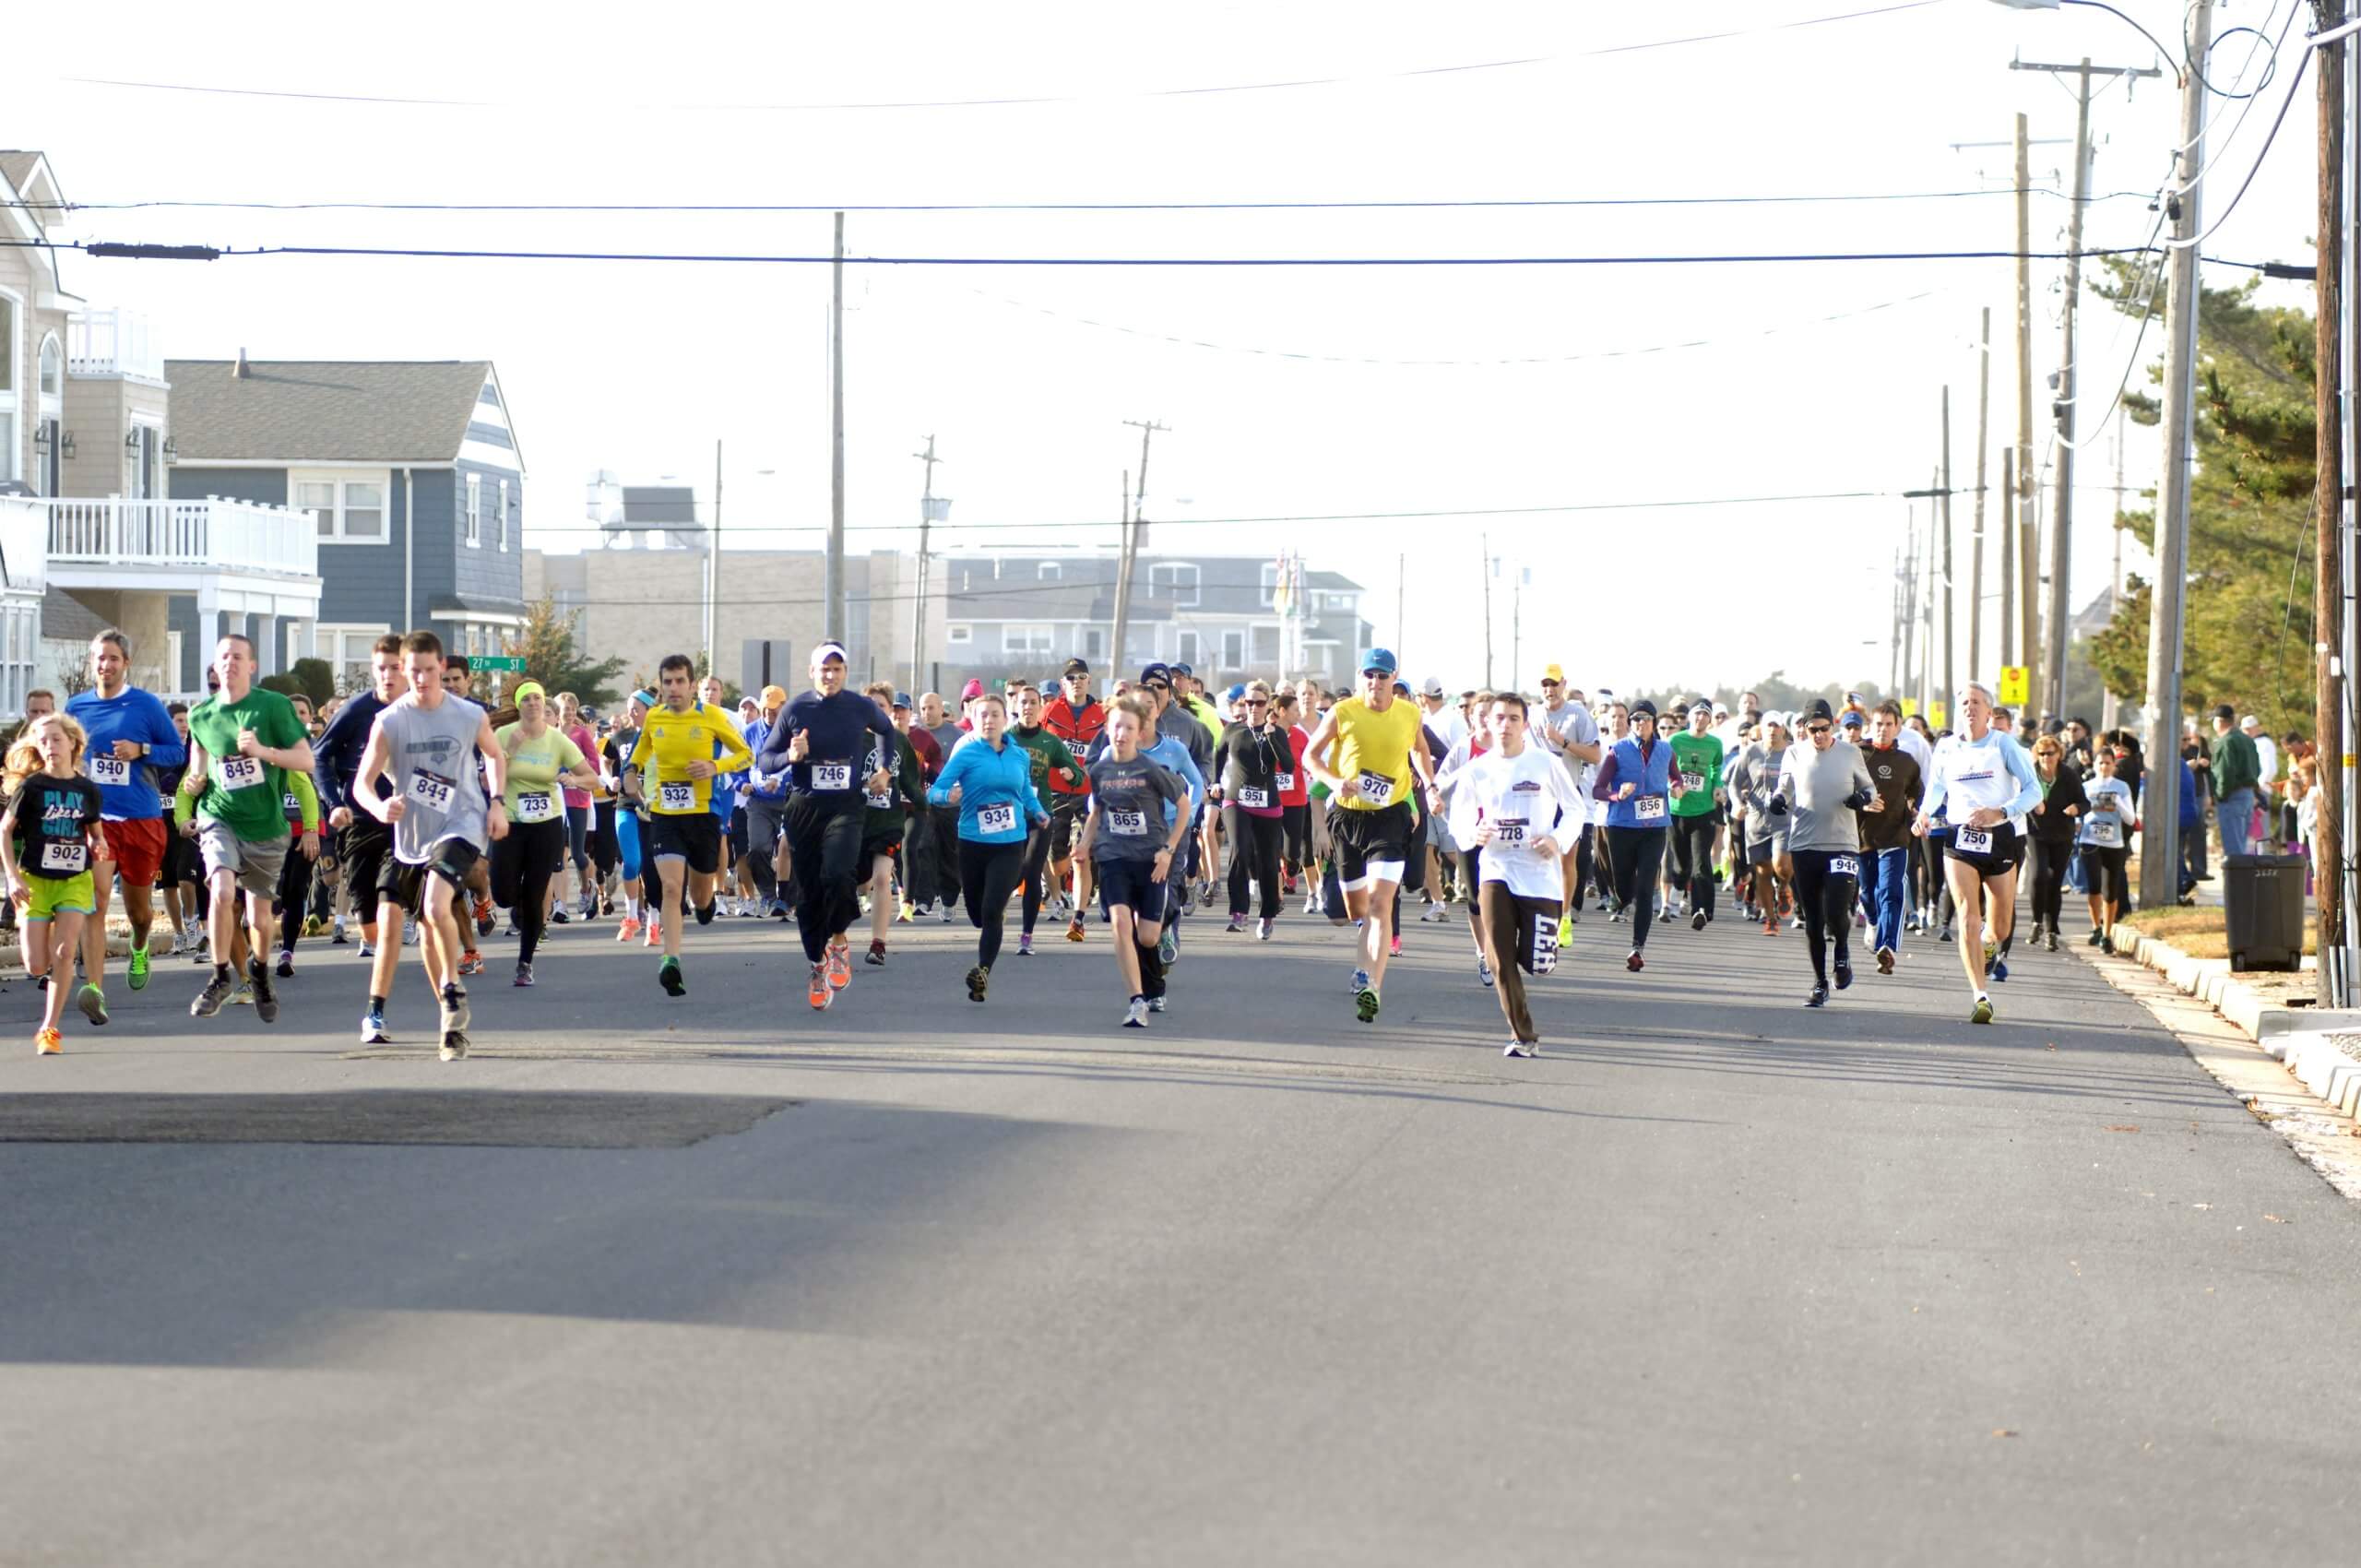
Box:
[1225,682,1247,703]
[1360,647,1398,677]
[892,691,913,709]
[1169,660,1194,679]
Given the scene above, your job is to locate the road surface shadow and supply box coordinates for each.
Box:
[0,1090,794,1149]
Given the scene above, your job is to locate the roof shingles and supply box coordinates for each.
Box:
[162,360,493,463]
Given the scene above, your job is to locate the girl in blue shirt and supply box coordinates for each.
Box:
[927,694,1050,1001]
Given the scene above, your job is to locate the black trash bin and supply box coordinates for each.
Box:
[2222,852,2307,971]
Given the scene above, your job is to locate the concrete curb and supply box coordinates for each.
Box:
[2095,927,2361,1118]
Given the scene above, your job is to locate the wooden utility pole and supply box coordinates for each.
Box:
[2010,113,2033,674]
[825,211,847,644]
[2317,0,2346,1004]
[2141,0,2210,916]
[1110,418,1167,673]
[1481,536,1496,690]
[910,435,940,694]
[1940,389,1956,707]
[1970,307,1992,682]
[1110,469,1136,672]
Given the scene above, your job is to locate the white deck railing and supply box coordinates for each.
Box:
[42,496,317,577]
[65,308,164,381]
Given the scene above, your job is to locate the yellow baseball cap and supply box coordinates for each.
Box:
[1541,662,1566,683]
[760,684,789,707]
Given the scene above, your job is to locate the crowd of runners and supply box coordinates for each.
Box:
[5,628,2171,1060]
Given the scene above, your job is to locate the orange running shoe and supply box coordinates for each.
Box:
[644,921,662,948]
[35,1027,62,1056]
[807,960,832,1010]
[616,916,642,943]
[826,936,852,991]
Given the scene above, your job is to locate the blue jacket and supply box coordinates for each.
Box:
[2177,761,2203,829]
[1140,732,1206,830]
[742,718,789,802]
[1596,734,1677,830]
[927,733,1048,845]
[311,691,389,813]
[65,686,187,820]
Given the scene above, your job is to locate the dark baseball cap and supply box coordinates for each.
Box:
[1138,662,1173,689]
[1062,659,1090,677]
[1169,661,1193,679]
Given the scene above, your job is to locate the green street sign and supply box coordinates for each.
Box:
[473,656,528,672]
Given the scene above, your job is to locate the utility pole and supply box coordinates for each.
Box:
[1110,469,1136,672]
[2103,420,2125,732]
[1110,418,1166,673]
[910,435,941,694]
[2010,112,2033,676]
[2000,447,2017,672]
[1481,537,1496,690]
[2140,1,2210,918]
[2317,0,2347,1005]
[707,437,722,677]
[1940,391,1956,707]
[2011,55,2161,722]
[1890,545,1904,697]
[825,211,847,645]
[1899,510,1920,703]
[1970,307,1992,682]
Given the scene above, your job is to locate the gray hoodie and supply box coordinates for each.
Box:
[1773,739,1874,854]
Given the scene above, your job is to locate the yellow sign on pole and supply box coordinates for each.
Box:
[1997,665,2030,707]
[1901,697,1919,718]
[1929,700,1948,730]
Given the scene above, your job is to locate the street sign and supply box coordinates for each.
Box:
[472,656,527,672]
[1998,665,2030,707]
[1929,700,1948,729]
[1900,697,1919,718]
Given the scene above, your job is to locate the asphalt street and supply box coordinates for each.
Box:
[3,891,2358,1567]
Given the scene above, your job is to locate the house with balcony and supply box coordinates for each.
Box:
[165,356,527,693]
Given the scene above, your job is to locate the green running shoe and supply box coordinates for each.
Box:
[126,944,150,992]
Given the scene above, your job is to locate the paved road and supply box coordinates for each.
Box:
[4,894,2357,1566]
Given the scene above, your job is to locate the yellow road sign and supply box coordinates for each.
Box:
[1997,666,2030,707]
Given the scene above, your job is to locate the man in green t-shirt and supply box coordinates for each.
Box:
[1667,697,1727,930]
[179,634,314,1021]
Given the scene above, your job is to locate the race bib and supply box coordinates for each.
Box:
[1492,816,1529,847]
[658,781,696,813]
[813,763,852,791]
[1357,771,1395,806]
[1954,825,1993,855]
[89,754,129,788]
[1635,793,1667,822]
[2089,817,2122,848]
[516,790,555,824]
[407,769,456,814]
[1276,772,1297,793]
[282,790,303,816]
[1679,771,1704,793]
[41,839,87,873]
[216,755,264,791]
[865,786,893,810]
[978,802,1017,836]
[1237,786,1271,810]
[1108,808,1149,837]
[1829,855,1860,880]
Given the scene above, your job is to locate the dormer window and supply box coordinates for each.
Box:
[38,336,60,398]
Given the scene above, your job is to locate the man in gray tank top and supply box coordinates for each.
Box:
[353,631,509,1060]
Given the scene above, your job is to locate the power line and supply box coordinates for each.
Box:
[2164,23,2316,251]
[54,2,1947,115]
[8,187,2163,217]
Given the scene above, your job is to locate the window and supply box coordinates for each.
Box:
[315,624,390,694]
[1260,562,1278,607]
[1082,626,1104,661]
[1149,563,1199,606]
[1176,630,1200,667]
[1003,624,1054,656]
[1038,562,1061,580]
[497,479,510,552]
[465,474,482,547]
[1222,630,1244,670]
[292,472,388,541]
[0,291,17,483]
[1252,624,1280,663]
[38,336,60,398]
[128,424,160,500]
[947,624,972,646]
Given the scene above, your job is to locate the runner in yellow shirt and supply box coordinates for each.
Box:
[623,653,753,996]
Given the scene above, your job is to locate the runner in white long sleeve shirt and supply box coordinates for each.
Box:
[1913,682,2043,1024]
[1447,695,1589,1056]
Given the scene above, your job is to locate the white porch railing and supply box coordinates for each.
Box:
[42,496,318,577]
[66,308,164,381]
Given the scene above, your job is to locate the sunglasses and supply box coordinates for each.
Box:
[1243,697,1268,707]
[1540,679,1560,687]
[1361,670,1388,680]
[1145,682,1170,694]
[1806,723,1832,736]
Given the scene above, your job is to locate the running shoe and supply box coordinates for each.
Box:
[1805,983,1828,1008]
[1691,909,1708,932]
[1257,918,1274,942]
[404,921,420,946]
[939,902,955,923]
[866,939,887,966]
[737,901,759,919]
[1226,913,1247,933]
[2087,926,2105,946]
[1557,914,1575,947]
[472,896,494,936]
[1657,907,1675,923]
[1477,957,1494,989]
[1762,916,1781,936]
[1018,933,1036,956]
[1349,966,1370,996]
[1990,956,2010,984]
[1625,949,1644,972]
[695,900,717,926]
[1876,946,1896,976]
[77,984,108,1028]
[191,971,234,1017]
[1938,923,1954,944]
[827,937,852,990]
[1982,936,1999,968]
[514,961,535,988]
[551,908,570,926]
[1609,909,1625,924]
[441,982,471,1036]
[1854,910,1869,930]
[1124,996,1149,1029]
[1502,1039,1535,1059]
[1789,915,1805,932]
[2045,929,2060,953]
[276,949,294,979]
[250,964,279,1024]
[1146,995,1168,1014]
[36,1027,62,1056]
[1971,992,1994,1025]
[1355,985,1381,1023]
[967,964,991,1003]
[644,921,662,949]
[440,1030,469,1063]
[583,893,599,921]
[898,902,916,924]
[658,956,685,997]
[1067,915,1087,944]
[1833,956,1853,992]
[1302,893,1320,916]
[1158,924,1180,967]
[457,951,485,979]
[1389,933,1402,958]
[359,941,376,959]
[617,916,642,944]
[231,980,255,1006]
[127,944,151,992]
[331,923,350,946]
[808,962,832,1009]
[361,1007,390,1045]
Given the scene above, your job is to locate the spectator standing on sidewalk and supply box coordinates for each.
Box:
[2209,705,2262,859]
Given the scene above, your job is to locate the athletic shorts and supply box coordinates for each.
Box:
[644,810,721,875]
[338,814,395,919]
[1326,801,1415,886]
[1943,822,2021,881]
[99,814,169,888]
[1744,833,1787,868]
[381,836,483,917]
[23,870,96,921]
[1096,856,1171,921]
[860,818,904,864]
[1048,798,1090,862]
[725,807,750,858]
[196,817,290,899]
